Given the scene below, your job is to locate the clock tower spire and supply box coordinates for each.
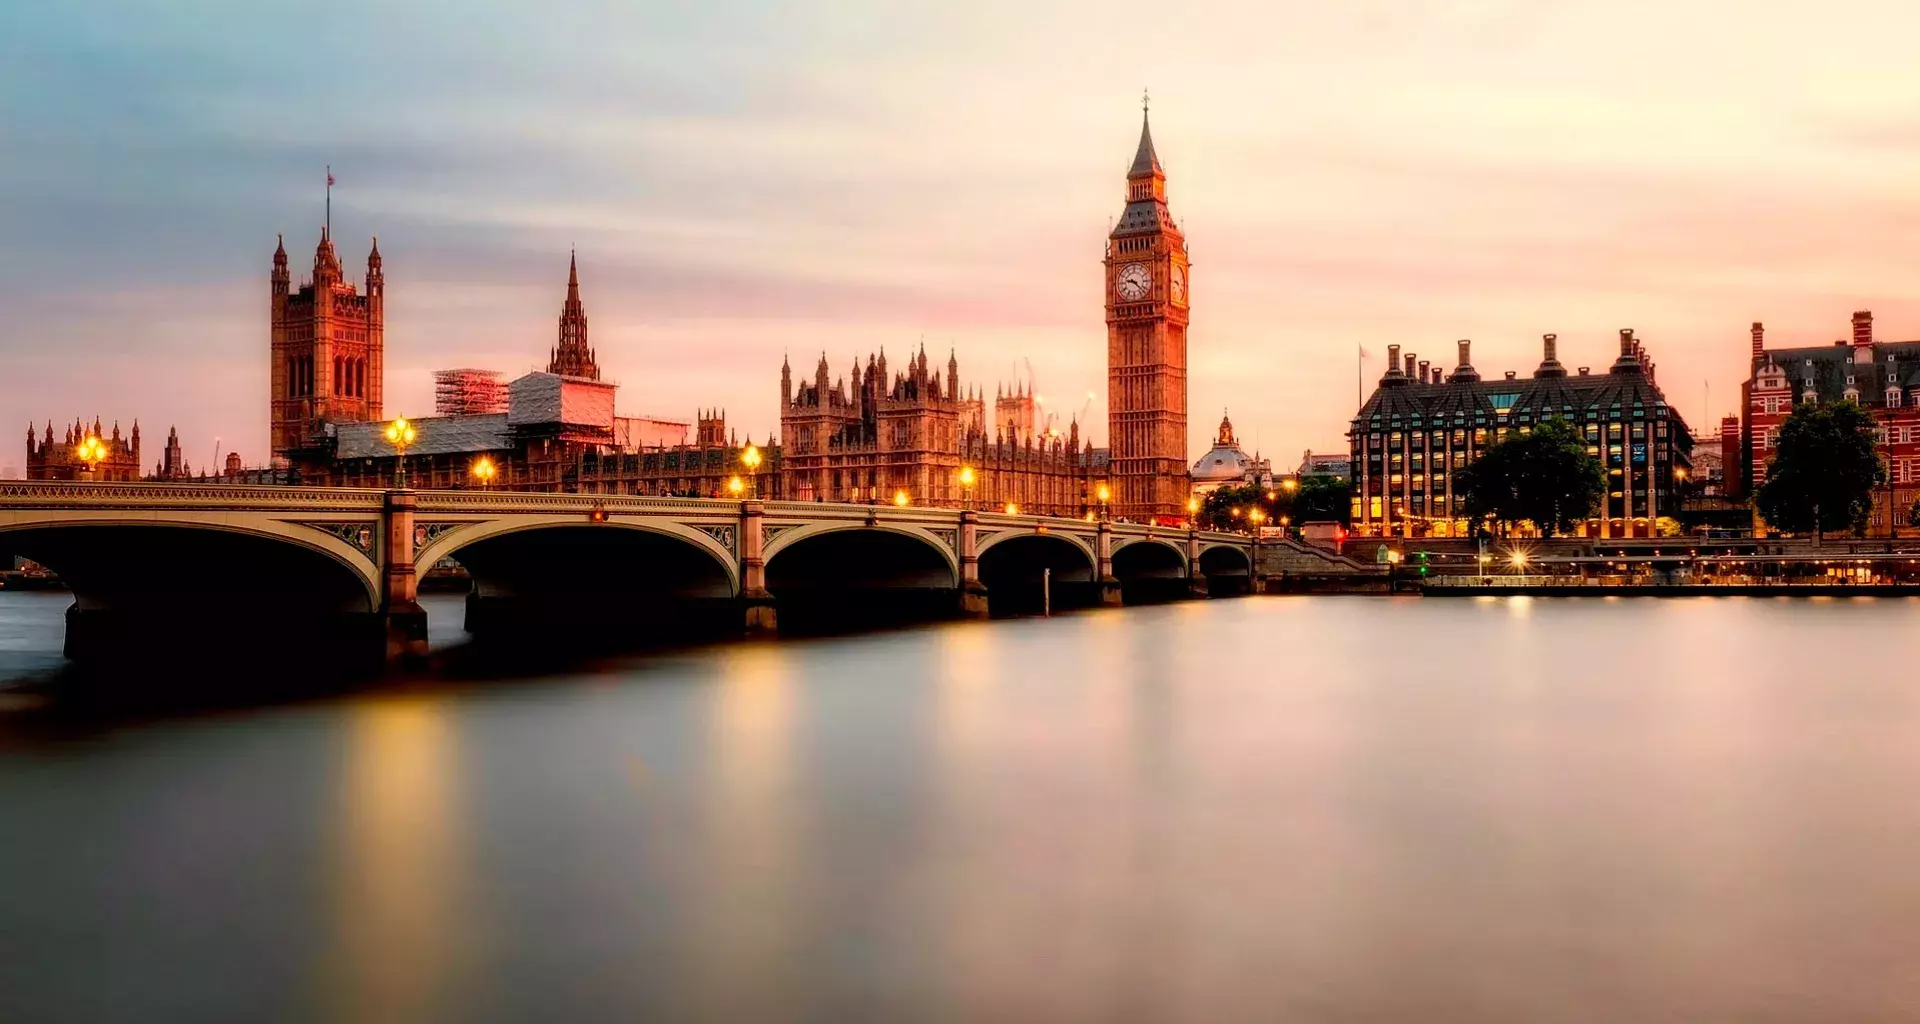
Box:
[1105,96,1190,522]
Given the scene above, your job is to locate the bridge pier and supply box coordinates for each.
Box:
[957,509,989,618]
[381,489,430,664]
[739,499,778,636]
[1186,530,1210,598]
[1095,521,1123,606]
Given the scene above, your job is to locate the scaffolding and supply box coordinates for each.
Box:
[433,368,508,416]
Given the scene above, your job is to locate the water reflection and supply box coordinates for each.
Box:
[318,697,466,1023]
[4,594,1920,1020]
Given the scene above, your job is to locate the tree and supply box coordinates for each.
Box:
[1455,418,1606,536]
[1195,476,1351,533]
[1754,401,1884,537]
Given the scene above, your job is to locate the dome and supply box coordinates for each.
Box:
[1191,443,1254,483]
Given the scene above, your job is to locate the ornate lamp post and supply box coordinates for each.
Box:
[1004,501,1019,516]
[384,416,416,489]
[728,475,745,498]
[741,443,762,498]
[74,434,108,481]
[893,489,910,508]
[471,455,497,490]
[1096,483,1111,523]
[1187,496,1200,529]
[958,464,976,510]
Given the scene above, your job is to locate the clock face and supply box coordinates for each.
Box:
[1116,263,1151,301]
[1170,264,1186,303]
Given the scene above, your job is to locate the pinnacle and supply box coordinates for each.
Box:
[1128,107,1162,178]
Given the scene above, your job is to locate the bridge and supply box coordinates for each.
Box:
[0,482,1259,669]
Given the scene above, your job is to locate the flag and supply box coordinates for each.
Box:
[1358,344,1371,360]
[327,169,334,187]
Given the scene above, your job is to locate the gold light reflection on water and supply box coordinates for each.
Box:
[318,696,464,1023]
[681,643,803,1017]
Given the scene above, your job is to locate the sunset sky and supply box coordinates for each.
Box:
[7,1,1920,472]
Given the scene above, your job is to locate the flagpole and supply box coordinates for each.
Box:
[325,165,332,237]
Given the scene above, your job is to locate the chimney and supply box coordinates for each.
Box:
[1405,352,1417,376]
[1611,329,1645,375]
[1854,310,1873,347]
[1383,343,1405,383]
[1751,322,1764,361]
[1448,339,1480,383]
[1535,332,1567,378]
[1432,367,1443,385]
[1417,359,1429,381]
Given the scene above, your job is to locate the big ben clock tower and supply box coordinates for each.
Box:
[1105,97,1190,521]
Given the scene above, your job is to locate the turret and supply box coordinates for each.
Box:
[366,236,383,296]
[781,353,793,406]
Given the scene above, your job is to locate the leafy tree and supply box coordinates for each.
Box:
[1455,418,1605,536]
[1292,475,1351,523]
[1195,476,1352,533]
[1908,497,1920,529]
[1754,401,1884,537]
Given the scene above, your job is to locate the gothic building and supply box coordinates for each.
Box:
[271,229,384,461]
[547,252,599,380]
[1350,332,1694,538]
[26,419,141,481]
[778,347,1098,515]
[1105,103,1191,522]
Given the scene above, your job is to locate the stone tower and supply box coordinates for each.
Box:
[547,251,600,380]
[1104,100,1190,520]
[271,229,384,460]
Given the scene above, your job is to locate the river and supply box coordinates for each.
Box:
[3,591,1919,1022]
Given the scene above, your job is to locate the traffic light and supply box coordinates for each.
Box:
[1414,550,1430,577]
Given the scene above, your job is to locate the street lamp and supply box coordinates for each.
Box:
[1186,495,1200,528]
[959,464,976,509]
[893,489,910,507]
[74,434,108,480]
[471,455,497,489]
[1096,483,1111,522]
[1005,501,1019,515]
[1282,478,1298,493]
[741,443,762,497]
[728,475,745,497]
[384,416,417,488]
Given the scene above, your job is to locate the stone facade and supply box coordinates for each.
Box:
[1105,106,1191,522]
[778,348,1100,516]
[271,230,384,460]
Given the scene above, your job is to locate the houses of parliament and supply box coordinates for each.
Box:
[33,106,1198,520]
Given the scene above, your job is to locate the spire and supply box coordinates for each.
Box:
[548,252,598,380]
[1129,90,1163,178]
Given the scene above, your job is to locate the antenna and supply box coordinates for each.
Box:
[325,165,333,236]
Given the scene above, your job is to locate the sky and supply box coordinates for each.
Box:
[7,1,1920,473]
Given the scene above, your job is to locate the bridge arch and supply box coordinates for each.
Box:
[415,516,739,596]
[417,517,740,642]
[1111,537,1188,578]
[763,523,959,631]
[977,530,1099,615]
[763,523,960,588]
[1198,543,1253,577]
[0,515,384,665]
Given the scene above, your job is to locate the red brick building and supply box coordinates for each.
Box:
[1743,311,1920,535]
